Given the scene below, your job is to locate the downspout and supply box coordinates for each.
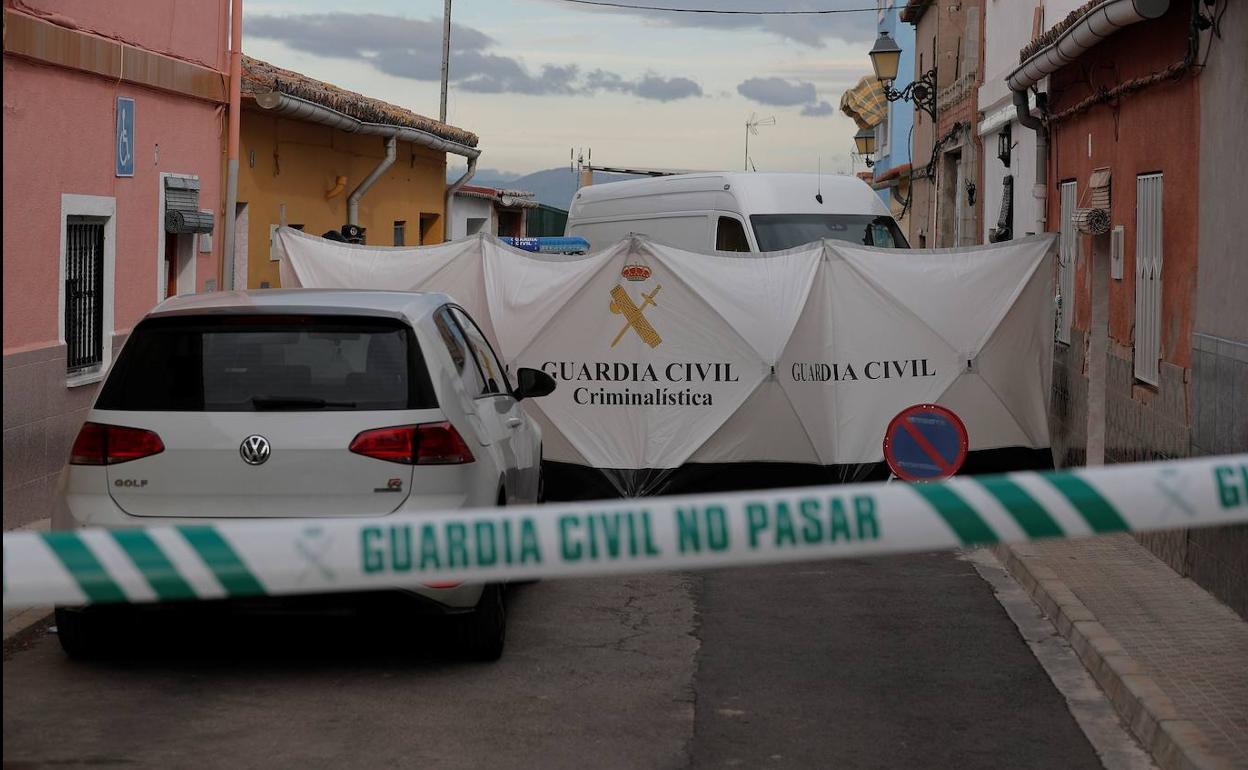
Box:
[222,0,242,290]
[252,91,481,241]
[348,135,397,227]
[1005,0,1169,234]
[1013,89,1047,236]
[444,156,478,242]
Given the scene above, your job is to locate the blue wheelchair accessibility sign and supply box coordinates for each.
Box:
[116,97,135,177]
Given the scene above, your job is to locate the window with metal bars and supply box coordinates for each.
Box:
[64,218,106,374]
[1134,173,1163,385]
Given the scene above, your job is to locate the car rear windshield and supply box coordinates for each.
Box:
[750,214,910,251]
[95,314,438,411]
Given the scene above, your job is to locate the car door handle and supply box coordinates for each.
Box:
[506,417,524,429]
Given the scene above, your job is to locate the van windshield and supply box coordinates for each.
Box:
[751,214,910,251]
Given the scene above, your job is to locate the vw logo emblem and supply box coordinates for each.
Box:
[239,435,271,466]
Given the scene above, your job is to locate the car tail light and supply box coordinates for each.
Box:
[349,422,475,465]
[423,581,463,589]
[69,422,165,465]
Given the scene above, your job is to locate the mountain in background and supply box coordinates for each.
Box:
[447,166,643,210]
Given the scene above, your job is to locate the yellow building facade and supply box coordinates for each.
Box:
[236,56,479,288]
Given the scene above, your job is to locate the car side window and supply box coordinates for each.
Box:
[450,308,512,397]
[434,307,487,396]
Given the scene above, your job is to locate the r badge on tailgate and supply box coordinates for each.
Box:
[374,478,403,493]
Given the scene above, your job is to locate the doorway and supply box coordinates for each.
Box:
[164,232,179,298]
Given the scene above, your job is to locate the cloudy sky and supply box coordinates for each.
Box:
[244,0,882,177]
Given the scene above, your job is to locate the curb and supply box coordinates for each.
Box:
[3,606,52,643]
[994,542,1232,770]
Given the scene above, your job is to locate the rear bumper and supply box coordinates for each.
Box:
[56,586,485,618]
[52,470,486,610]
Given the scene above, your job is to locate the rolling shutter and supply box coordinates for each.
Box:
[164,176,214,234]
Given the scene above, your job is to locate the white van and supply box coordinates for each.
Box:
[565,172,909,253]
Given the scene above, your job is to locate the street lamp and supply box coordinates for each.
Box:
[869,31,937,122]
[854,127,877,168]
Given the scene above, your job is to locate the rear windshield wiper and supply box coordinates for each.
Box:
[251,396,357,410]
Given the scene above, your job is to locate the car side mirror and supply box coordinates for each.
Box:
[514,367,556,400]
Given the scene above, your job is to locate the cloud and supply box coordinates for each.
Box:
[737,77,817,107]
[737,76,835,118]
[583,69,704,100]
[247,13,702,101]
[635,75,703,101]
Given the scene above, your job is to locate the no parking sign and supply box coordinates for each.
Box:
[883,404,969,482]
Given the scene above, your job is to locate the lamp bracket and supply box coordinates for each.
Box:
[883,67,938,122]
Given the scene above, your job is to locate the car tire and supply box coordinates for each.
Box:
[54,606,125,660]
[448,583,506,661]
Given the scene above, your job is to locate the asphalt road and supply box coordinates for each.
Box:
[4,551,1107,769]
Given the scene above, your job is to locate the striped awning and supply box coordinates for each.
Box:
[839,76,888,130]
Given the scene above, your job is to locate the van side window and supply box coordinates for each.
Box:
[716,217,751,252]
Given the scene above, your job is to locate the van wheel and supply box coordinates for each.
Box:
[55,606,123,660]
[448,584,506,661]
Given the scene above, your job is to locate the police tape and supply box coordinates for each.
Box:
[4,454,1247,609]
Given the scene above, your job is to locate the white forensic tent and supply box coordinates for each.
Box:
[277,228,1056,496]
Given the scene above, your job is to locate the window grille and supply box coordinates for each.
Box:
[1057,181,1077,343]
[1134,173,1163,385]
[65,218,106,373]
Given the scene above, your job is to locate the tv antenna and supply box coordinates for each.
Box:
[744,113,775,171]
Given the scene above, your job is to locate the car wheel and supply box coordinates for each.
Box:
[54,606,125,660]
[448,583,506,661]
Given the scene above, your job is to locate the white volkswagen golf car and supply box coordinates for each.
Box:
[52,289,555,660]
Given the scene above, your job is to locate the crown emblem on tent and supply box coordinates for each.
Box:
[621,263,652,282]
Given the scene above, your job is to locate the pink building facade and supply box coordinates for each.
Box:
[2,0,229,528]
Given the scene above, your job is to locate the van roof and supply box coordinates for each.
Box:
[570,172,889,217]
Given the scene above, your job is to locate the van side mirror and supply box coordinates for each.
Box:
[514,368,556,400]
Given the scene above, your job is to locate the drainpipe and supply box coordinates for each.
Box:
[444,156,478,241]
[348,135,397,227]
[1013,90,1048,236]
[253,91,481,242]
[222,0,242,291]
[1005,0,1170,235]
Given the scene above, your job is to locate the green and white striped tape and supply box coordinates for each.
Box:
[4,454,1247,609]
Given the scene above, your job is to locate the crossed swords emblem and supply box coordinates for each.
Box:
[609,284,663,348]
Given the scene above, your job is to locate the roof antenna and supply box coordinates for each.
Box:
[816,157,824,204]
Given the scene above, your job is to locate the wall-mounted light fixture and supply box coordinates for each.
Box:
[869,31,937,122]
[998,125,1012,167]
[854,127,877,168]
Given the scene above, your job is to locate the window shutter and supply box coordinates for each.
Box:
[164,176,215,234]
[1057,181,1077,343]
[1134,174,1163,385]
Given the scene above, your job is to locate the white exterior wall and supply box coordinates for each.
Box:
[978,0,1052,242]
[449,196,496,240]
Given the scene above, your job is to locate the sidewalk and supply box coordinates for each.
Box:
[998,534,1248,770]
[3,518,51,644]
